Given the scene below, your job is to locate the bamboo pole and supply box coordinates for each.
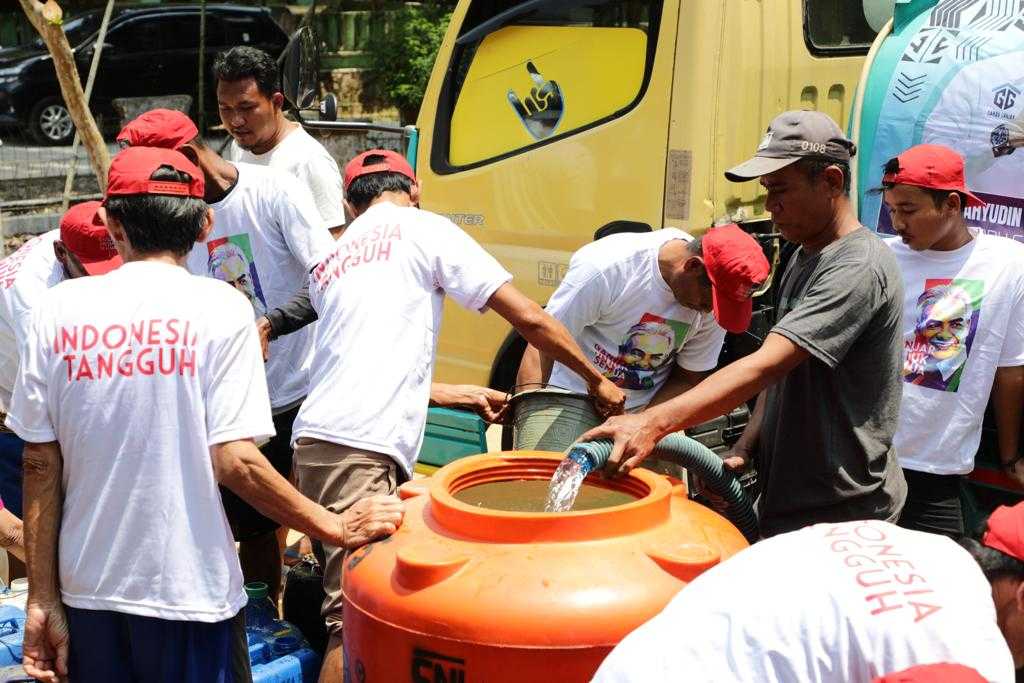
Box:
[19,0,110,192]
[61,0,115,211]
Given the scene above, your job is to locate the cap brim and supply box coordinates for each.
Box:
[724,156,800,182]
[81,253,123,276]
[965,191,986,208]
[712,289,753,334]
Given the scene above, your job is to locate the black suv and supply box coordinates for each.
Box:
[0,4,288,145]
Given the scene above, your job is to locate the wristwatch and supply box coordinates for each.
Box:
[991,124,1016,158]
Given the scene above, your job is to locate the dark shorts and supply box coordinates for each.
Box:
[65,606,251,683]
[221,403,300,541]
[0,432,24,519]
[897,468,964,538]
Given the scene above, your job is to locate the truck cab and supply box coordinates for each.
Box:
[413,0,891,388]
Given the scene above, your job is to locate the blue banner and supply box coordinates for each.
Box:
[860,0,1024,242]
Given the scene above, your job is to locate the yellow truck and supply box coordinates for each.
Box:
[296,0,892,390]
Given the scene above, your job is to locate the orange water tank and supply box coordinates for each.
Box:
[342,451,748,682]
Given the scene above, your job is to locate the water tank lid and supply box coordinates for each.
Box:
[244,582,269,599]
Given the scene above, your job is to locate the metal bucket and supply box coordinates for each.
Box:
[509,388,602,452]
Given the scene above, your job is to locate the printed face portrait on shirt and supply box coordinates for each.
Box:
[608,314,689,390]
[207,236,268,318]
[902,279,983,392]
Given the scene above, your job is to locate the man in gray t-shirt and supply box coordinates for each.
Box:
[581,111,906,537]
[758,227,906,535]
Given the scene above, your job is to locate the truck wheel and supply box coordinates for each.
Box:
[28,97,75,146]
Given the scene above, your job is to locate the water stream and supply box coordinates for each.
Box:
[544,451,593,512]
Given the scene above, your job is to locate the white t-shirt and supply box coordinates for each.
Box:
[0,231,62,412]
[292,201,512,476]
[923,51,1024,200]
[5,261,274,622]
[593,521,1014,683]
[228,126,346,231]
[546,229,726,410]
[887,234,1024,474]
[186,162,335,410]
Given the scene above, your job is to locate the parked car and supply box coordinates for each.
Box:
[0,4,288,145]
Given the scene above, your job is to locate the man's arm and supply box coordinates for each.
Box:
[0,507,25,562]
[429,383,508,424]
[259,281,317,356]
[581,332,807,474]
[722,392,765,471]
[21,441,69,682]
[515,344,553,390]
[646,366,709,409]
[486,283,624,415]
[212,439,403,550]
[994,366,1024,485]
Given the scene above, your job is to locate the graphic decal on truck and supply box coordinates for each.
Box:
[507,61,564,140]
[861,0,1024,241]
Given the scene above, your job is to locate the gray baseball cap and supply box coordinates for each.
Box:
[724,110,857,182]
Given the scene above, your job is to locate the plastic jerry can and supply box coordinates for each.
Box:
[0,606,25,667]
[248,619,321,683]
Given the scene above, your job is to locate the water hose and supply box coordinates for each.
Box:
[568,434,759,543]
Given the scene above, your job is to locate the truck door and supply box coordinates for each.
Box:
[417,0,678,385]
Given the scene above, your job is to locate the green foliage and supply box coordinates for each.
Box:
[368,2,453,122]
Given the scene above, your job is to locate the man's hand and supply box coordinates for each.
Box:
[339,495,405,550]
[1005,460,1024,489]
[720,445,751,473]
[255,317,272,362]
[589,377,625,417]
[22,601,69,683]
[579,412,661,476]
[431,384,509,423]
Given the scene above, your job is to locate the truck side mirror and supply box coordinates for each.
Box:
[278,25,319,111]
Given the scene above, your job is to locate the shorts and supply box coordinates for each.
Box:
[897,468,964,538]
[0,431,24,519]
[65,605,251,683]
[221,403,300,541]
[293,439,404,637]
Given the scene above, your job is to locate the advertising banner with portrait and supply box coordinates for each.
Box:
[859,0,1024,242]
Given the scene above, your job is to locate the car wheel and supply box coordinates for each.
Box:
[28,97,75,145]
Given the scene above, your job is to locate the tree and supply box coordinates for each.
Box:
[19,0,109,190]
[368,1,454,124]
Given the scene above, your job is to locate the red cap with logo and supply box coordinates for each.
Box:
[981,501,1024,561]
[59,200,122,276]
[872,663,986,683]
[105,146,205,202]
[116,109,199,151]
[882,144,985,208]
[344,149,416,191]
[702,224,770,334]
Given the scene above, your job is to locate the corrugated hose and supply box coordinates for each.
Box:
[567,434,759,543]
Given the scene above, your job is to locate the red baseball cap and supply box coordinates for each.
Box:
[59,200,122,276]
[116,109,199,150]
[981,502,1024,562]
[105,146,205,202]
[344,149,416,191]
[881,144,985,208]
[702,224,770,334]
[873,663,986,683]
